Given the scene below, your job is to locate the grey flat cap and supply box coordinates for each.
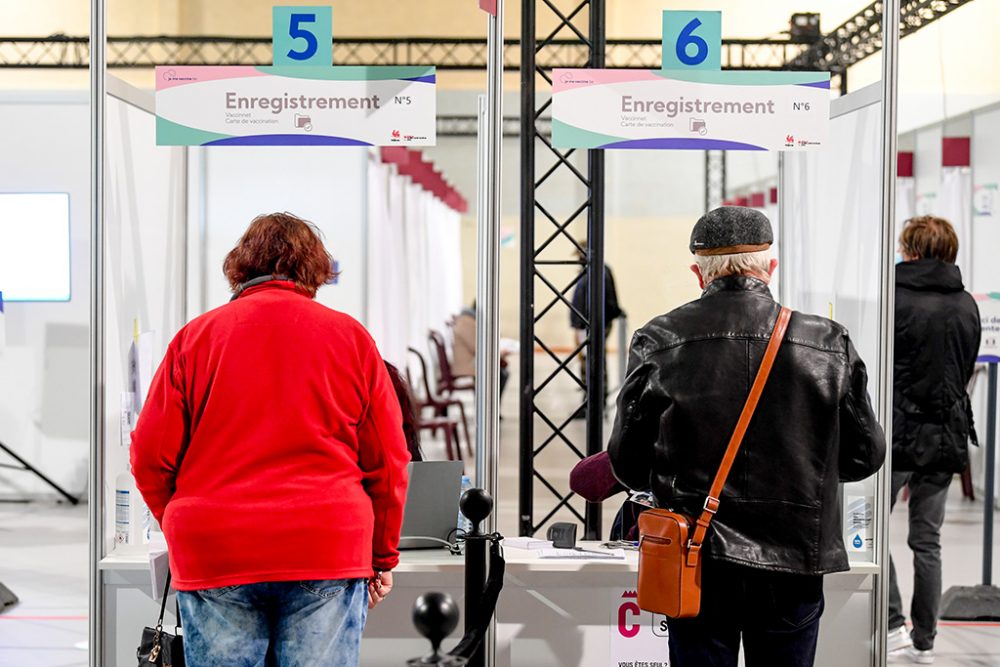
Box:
[689,206,774,256]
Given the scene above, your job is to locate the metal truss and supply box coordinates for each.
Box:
[437,115,547,138]
[0,2,975,71]
[1,35,802,70]
[520,0,606,539]
[789,0,975,73]
[704,151,727,213]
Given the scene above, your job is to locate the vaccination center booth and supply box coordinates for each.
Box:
[1,1,1000,666]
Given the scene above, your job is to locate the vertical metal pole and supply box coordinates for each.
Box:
[584,0,606,543]
[518,0,536,538]
[477,0,503,540]
[476,3,504,666]
[180,148,190,324]
[777,153,788,305]
[875,2,900,665]
[983,363,998,586]
[474,92,488,486]
[89,0,107,664]
[199,151,209,314]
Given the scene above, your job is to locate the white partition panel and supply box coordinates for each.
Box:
[103,83,187,553]
[782,85,883,384]
[781,81,889,666]
[782,83,885,561]
[200,147,367,319]
[0,93,90,496]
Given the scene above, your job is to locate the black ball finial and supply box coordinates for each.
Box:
[459,488,493,534]
[412,592,460,654]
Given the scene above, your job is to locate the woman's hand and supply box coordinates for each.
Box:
[368,570,393,609]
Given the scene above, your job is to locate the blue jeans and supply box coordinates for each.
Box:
[668,560,825,667]
[177,579,368,667]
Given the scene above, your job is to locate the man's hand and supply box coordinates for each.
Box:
[368,570,393,609]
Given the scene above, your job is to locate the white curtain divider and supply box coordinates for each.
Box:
[895,176,916,247]
[364,153,466,372]
[940,166,973,275]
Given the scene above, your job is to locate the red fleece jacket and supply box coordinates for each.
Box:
[130,281,410,591]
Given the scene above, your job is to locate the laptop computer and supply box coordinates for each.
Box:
[398,461,465,550]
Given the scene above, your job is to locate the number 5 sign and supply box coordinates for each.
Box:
[273,6,333,66]
[662,10,721,71]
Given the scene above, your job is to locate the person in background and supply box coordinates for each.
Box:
[608,207,885,666]
[131,212,411,667]
[452,301,510,402]
[887,216,980,664]
[570,242,623,418]
[385,362,423,462]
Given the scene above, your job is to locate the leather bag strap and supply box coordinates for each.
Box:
[686,307,792,565]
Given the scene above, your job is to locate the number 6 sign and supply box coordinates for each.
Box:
[273,6,333,67]
[662,10,721,71]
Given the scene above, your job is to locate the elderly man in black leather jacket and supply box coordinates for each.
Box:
[609,207,886,667]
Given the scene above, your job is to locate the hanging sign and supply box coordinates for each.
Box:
[553,9,829,151]
[155,65,436,146]
[552,69,830,151]
[976,293,1000,363]
[609,590,670,667]
[156,6,435,147]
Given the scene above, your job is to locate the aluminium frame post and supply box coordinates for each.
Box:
[583,0,606,541]
[89,0,107,664]
[518,0,536,537]
[875,1,901,665]
[477,0,504,537]
[476,2,505,665]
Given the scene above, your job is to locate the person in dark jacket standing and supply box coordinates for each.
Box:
[608,207,885,667]
[887,216,980,664]
[570,242,623,417]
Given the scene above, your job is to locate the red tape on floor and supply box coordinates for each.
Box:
[0,615,88,620]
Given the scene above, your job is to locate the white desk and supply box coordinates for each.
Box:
[100,545,879,666]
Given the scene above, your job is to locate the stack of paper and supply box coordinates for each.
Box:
[504,537,553,550]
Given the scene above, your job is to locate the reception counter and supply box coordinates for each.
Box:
[99,543,878,666]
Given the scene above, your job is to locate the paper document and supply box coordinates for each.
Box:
[148,533,169,601]
[538,548,626,560]
[504,537,553,550]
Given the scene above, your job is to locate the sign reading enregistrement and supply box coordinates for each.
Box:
[156,66,436,147]
[552,69,830,151]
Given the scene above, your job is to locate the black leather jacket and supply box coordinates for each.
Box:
[608,276,886,575]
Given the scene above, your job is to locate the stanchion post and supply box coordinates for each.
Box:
[875,1,901,665]
[984,362,997,586]
[460,489,494,667]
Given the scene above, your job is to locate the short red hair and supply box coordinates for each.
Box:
[223,212,334,297]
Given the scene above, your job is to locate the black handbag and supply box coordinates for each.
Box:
[137,570,185,666]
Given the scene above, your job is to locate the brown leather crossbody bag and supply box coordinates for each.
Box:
[637,307,791,619]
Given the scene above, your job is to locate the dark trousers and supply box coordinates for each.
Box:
[888,471,952,651]
[668,560,825,667]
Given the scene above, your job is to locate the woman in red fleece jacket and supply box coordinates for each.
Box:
[130,212,410,667]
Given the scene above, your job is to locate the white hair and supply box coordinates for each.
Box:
[694,249,772,284]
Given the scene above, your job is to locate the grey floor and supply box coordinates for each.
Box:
[2,364,1000,665]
